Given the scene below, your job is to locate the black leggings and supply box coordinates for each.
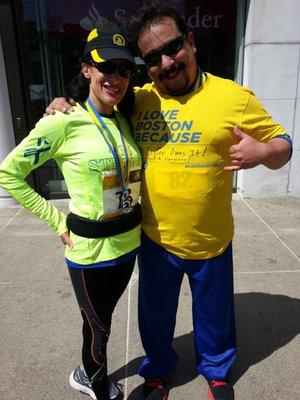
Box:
[69,259,135,400]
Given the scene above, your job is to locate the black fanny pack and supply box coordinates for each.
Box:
[66,203,142,238]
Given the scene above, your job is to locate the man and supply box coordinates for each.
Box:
[47,4,292,400]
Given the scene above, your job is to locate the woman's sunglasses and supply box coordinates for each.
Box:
[142,34,186,67]
[92,61,136,78]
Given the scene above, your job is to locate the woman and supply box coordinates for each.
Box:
[0,25,142,400]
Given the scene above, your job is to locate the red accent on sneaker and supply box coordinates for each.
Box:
[207,380,234,400]
[210,380,229,388]
[145,378,168,389]
[143,378,169,399]
[208,385,215,400]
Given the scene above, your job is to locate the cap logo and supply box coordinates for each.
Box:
[113,34,125,47]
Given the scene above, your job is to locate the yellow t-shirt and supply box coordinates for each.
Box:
[131,73,285,259]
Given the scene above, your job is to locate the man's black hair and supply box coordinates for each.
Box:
[128,1,189,54]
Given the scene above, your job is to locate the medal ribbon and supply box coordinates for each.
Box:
[85,97,131,194]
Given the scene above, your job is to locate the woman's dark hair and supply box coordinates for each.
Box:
[64,72,89,103]
[64,56,135,118]
[117,81,135,117]
[127,1,189,54]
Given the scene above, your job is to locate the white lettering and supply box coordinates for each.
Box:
[183,7,223,29]
[202,15,213,28]
[114,8,223,30]
[187,6,200,28]
[213,15,223,28]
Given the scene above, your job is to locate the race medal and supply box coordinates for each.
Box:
[119,190,133,213]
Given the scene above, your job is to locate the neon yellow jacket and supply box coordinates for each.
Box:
[0,104,142,264]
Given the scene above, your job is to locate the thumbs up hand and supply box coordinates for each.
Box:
[224,126,267,171]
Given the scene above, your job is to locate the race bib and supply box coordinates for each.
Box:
[102,168,141,219]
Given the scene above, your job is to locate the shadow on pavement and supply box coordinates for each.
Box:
[232,292,300,384]
[110,292,300,399]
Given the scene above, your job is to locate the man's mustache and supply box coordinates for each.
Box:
[158,64,184,81]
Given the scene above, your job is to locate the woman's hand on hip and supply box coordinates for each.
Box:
[60,232,74,249]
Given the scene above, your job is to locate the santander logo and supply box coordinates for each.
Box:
[80,3,223,31]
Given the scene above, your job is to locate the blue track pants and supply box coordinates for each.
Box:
[137,233,236,380]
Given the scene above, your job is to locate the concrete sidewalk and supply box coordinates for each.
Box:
[0,197,299,400]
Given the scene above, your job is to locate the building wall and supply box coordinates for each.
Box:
[237,0,300,197]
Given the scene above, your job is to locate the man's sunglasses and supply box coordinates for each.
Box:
[92,61,136,78]
[142,34,186,67]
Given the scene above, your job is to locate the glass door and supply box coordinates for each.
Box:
[11,0,68,198]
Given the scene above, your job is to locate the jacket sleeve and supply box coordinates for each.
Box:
[241,90,286,142]
[0,115,68,236]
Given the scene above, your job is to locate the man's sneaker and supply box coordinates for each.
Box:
[69,364,120,400]
[142,377,169,400]
[207,380,234,400]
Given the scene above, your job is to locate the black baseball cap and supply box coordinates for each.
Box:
[83,26,135,64]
